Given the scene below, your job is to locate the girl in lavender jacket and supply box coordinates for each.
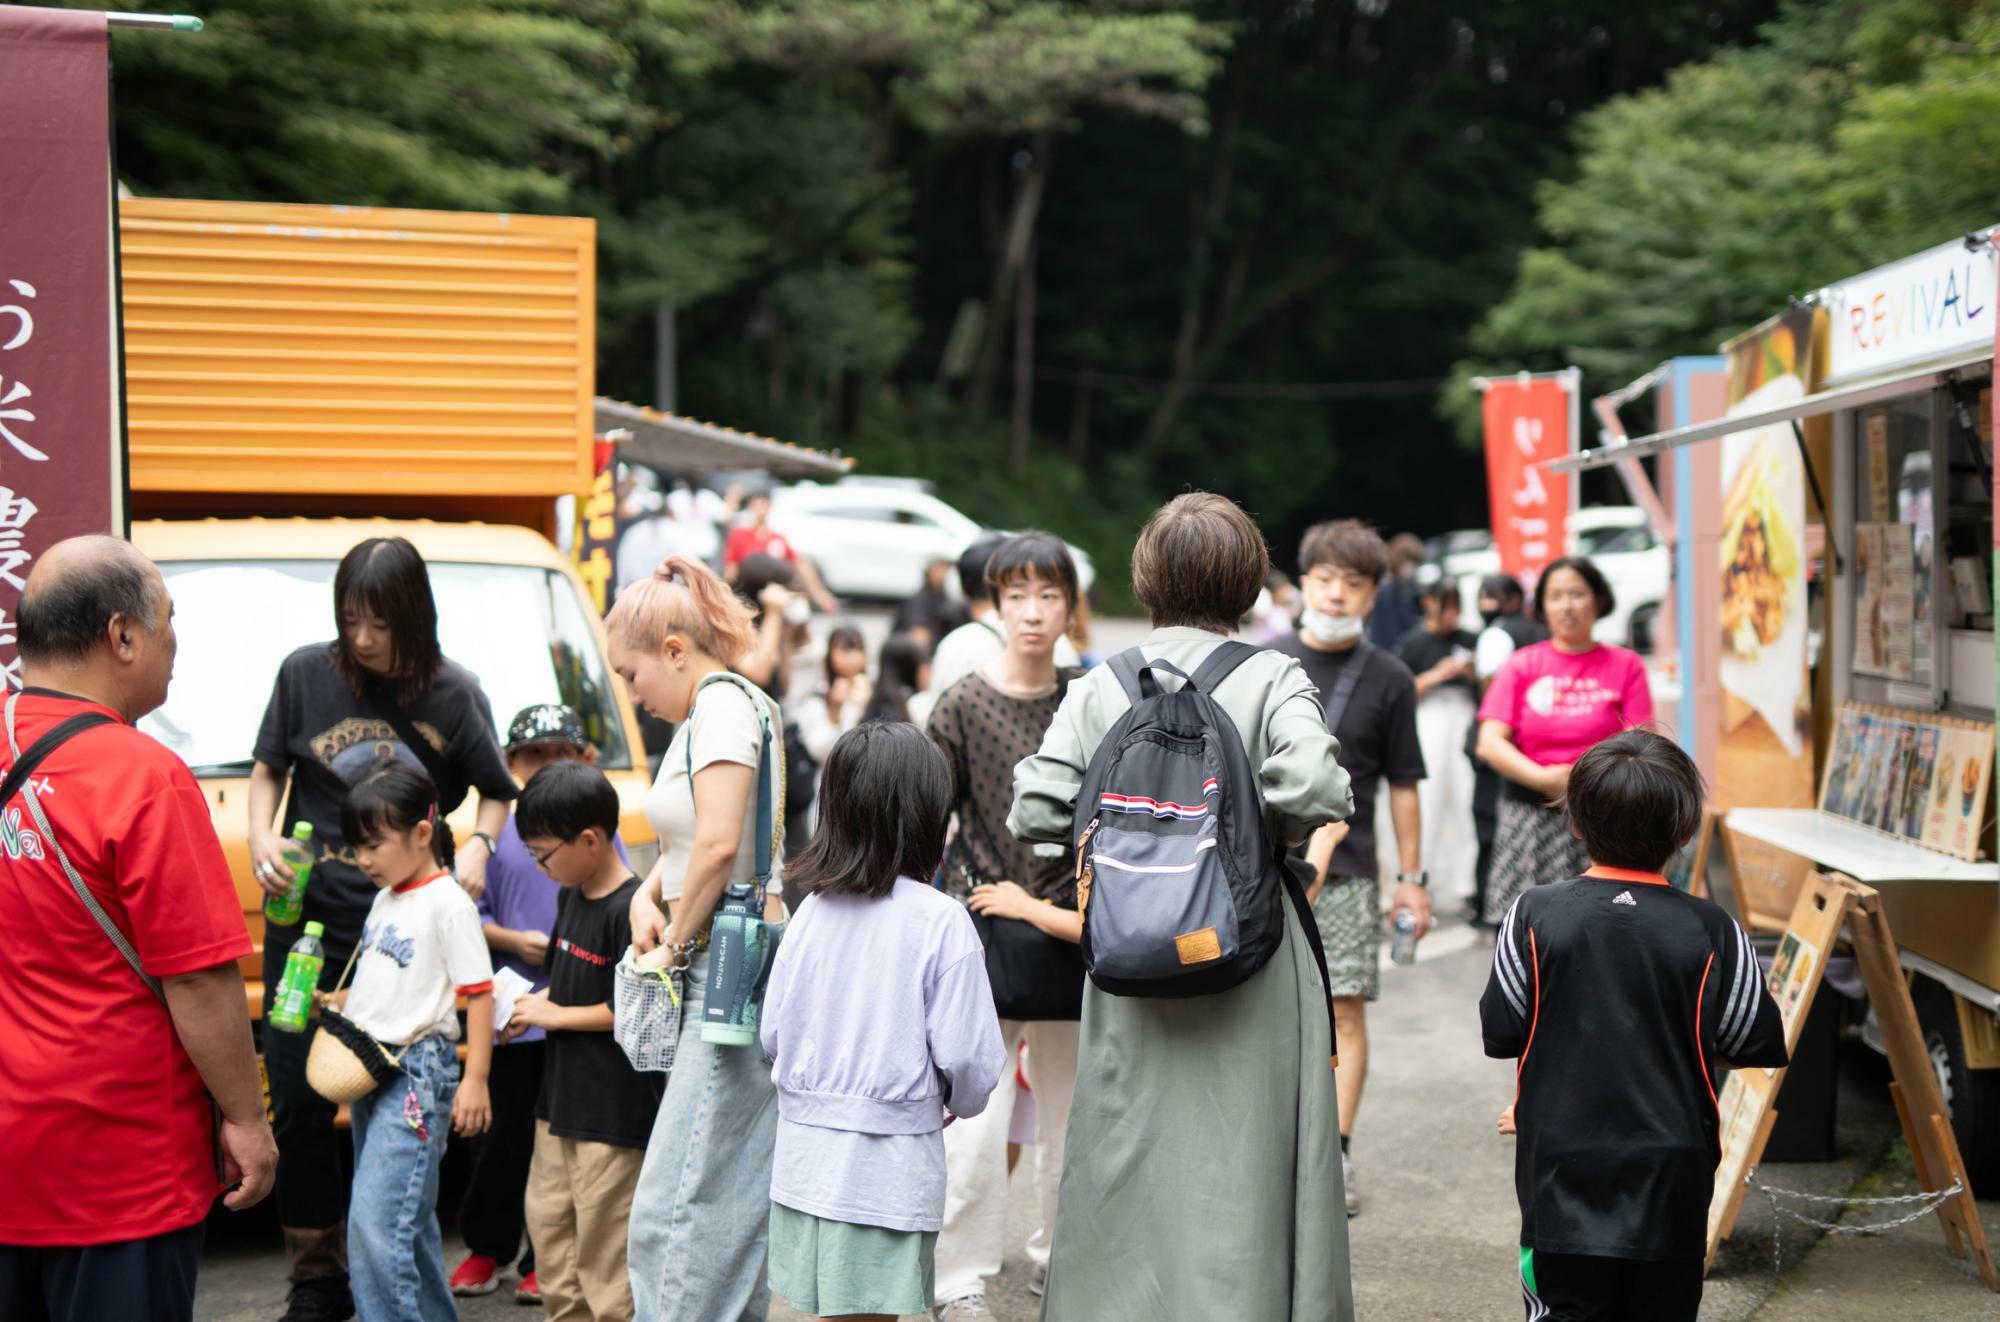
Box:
[760,723,1009,1321]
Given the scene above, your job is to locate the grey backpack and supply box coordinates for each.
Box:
[1074,642,1332,1005]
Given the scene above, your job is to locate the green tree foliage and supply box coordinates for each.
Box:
[97,0,649,209]
[86,0,1789,592]
[1450,0,2000,442]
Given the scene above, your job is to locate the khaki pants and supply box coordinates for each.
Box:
[524,1120,644,1321]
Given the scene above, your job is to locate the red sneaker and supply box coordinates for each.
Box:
[449,1254,501,1297]
[515,1272,542,1306]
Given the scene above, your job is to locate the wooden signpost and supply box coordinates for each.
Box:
[1706,870,1998,1290]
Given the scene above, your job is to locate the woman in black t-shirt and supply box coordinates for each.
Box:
[247,536,517,1317]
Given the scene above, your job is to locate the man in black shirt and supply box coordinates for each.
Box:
[1270,520,1428,1219]
[1481,730,1786,1321]
[507,762,665,1321]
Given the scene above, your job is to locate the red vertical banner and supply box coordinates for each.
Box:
[1481,375,1574,581]
[0,7,121,689]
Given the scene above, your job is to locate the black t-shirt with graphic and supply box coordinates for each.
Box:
[1269,635,1426,879]
[253,643,517,944]
[538,876,665,1147]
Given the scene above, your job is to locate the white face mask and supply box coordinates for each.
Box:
[1299,607,1363,647]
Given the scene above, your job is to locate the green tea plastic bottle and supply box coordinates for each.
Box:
[262,821,316,926]
[269,921,325,1033]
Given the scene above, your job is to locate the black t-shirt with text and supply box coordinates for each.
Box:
[539,876,665,1147]
[1479,872,1788,1259]
[1397,626,1481,703]
[1269,635,1425,878]
[253,644,517,944]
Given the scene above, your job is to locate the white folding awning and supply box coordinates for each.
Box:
[1549,345,1993,474]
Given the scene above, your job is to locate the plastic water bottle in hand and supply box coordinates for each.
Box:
[269,921,326,1033]
[262,821,316,926]
[1389,906,1420,966]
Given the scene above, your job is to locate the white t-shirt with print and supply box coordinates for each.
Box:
[344,874,495,1047]
[645,676,782,904]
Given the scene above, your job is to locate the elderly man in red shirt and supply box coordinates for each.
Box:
[0,535,275,1322]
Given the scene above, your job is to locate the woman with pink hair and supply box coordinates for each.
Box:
[607,556,787,1321]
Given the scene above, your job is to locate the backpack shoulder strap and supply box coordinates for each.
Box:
[1188,640,1261,695]
[1319,639,1375,736]
[1106,648,1148,706]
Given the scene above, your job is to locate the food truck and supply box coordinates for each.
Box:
[1558,227,2000,1189]
[114,198,848,1016]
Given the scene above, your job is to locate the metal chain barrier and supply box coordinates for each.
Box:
[1748,1174,1963,1275]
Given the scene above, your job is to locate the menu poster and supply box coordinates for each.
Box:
[1820,702,1995,861]
[1854,523,1917,680]
[1923,723,1995,859]
[1866,411,1893,523]
[1707,1072,1761,1245]
[1902,725,1941,839]
[1855,524,1884,675]
[1768,931,1821,1040]
[1818,707,1862,816]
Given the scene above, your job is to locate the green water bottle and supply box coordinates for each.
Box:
[262,821,315,927]
[269,921,325,1033]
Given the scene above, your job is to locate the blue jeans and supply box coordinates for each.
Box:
[349,1035,458,1322]
[629,946,780,1322]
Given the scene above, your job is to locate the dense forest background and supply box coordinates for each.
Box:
[86,0,2000,597]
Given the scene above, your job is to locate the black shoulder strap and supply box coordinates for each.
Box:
[1319,640,1374,736]
[0,712,115,808]
[1188,640,1260,695]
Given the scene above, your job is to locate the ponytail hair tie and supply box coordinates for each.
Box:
[425,802,438,825]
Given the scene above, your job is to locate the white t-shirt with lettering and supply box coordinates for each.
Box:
[344,873,495,1046]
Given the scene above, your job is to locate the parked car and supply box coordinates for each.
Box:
[1432,506,1668,652]
[767,478,1096,601]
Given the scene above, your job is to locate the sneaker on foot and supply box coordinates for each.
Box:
[934,1293,997,1322]
[515,1271,543,1305]
[1030,1262,1048,1297]
[1342,1149,1360,1218]
[450,1254,501,1297]
[279,1276,356,1322]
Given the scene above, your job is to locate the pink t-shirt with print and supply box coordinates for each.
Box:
[1478,641,1654,768]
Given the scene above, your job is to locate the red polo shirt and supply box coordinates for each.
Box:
[0,690,252,1246]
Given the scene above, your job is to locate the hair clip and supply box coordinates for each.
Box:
[425,803,438,824]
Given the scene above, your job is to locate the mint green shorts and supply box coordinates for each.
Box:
[768,1202,937,1317]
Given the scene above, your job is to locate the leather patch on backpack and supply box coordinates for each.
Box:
[1175,927,1221,965]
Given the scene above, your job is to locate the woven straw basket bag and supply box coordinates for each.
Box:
[305,943,407,1104]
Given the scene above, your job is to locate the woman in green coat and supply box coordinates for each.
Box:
[1008,492,1358,1321]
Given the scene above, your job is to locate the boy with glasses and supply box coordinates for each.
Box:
[507,759,664,1321]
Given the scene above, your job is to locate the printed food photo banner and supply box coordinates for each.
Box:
[1715,306,1820,811]
[0,7,126,689]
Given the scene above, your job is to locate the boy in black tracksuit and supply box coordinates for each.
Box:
[1480,729,1788,1322]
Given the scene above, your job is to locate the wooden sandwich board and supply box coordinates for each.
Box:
[1705,871,1998,1290]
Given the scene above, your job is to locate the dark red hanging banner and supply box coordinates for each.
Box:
[0,6,122,688]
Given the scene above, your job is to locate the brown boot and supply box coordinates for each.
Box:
[280,1224,353,1322]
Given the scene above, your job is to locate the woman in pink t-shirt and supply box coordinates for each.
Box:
[1475,557,1654,924]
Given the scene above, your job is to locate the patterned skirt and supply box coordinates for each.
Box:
[1481,796,1591,926]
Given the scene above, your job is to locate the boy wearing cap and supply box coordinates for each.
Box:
[450,706,628,1305]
